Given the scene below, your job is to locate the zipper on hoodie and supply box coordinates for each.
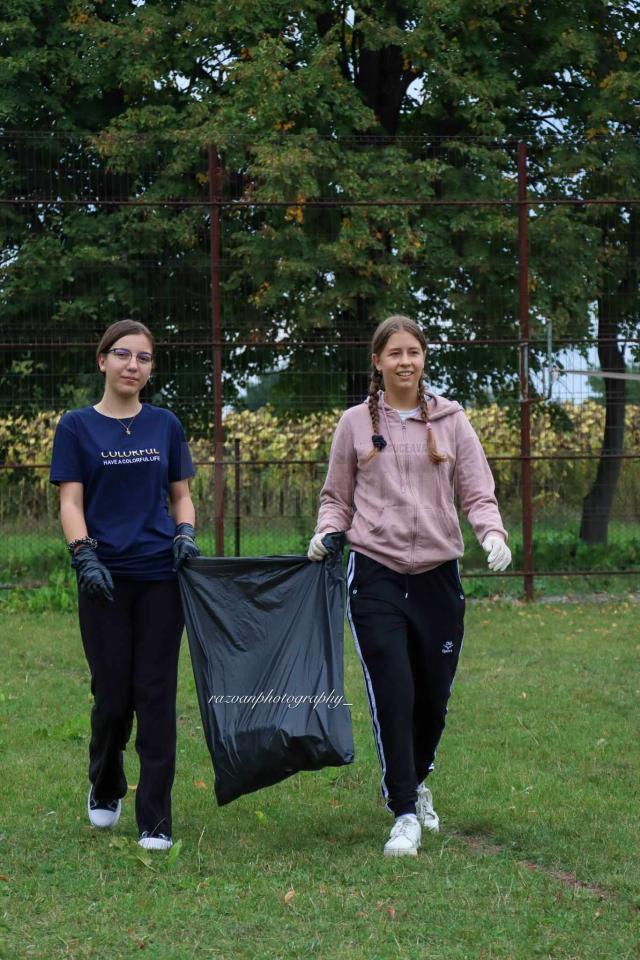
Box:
[401,419,419,578]
[382,404,420,581]
[400,422,408,492]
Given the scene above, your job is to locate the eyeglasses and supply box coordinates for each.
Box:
[106,347,153,365]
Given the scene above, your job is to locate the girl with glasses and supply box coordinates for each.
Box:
[308,315,511,857]
[50,319,199,851]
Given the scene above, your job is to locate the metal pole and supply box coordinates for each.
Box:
[209,144,225,556]
[234,438,241,557]
[518,142,534,601]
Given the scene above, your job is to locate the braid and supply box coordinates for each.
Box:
[419,377,447,465]
[363,368,384,464]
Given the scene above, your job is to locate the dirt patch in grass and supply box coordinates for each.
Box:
[454,832,610,900]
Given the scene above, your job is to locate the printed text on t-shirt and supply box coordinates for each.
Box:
[101,448,161,466]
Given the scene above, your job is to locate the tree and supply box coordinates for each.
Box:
[529,4,640,543]
[0,1,216,432]
[1,1,638,549]
[78,0,599,405]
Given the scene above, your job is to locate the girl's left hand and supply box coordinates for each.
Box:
[173,522,200,570]
[482,536,512,572]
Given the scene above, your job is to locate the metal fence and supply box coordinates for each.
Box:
[1,132,639,597]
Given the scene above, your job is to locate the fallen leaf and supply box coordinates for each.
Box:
[108,836,129,850]
[194,779,207,789]
[135,850,156,871]
[128,932,148,949]
[166,839,183,868]
[284,888,295,904]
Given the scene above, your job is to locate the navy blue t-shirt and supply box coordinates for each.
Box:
[50,404,195,580]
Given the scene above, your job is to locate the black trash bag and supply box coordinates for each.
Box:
[178,533,354,805]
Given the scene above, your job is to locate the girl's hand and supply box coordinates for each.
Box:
[307,533,329,561]
[173,523,200,570]
[72,545,115,602]
[482,536,512,572]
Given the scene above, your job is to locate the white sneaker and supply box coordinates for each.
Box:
[383,814,421,857]
[87,785,121,829]
[416,783,440,833]
[138,831,173,851]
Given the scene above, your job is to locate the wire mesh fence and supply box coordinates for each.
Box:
[1,131,639,596]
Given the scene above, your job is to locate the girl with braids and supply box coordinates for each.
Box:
[307,315,511,857]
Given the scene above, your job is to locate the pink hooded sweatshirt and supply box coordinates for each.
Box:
[315,391,507,574]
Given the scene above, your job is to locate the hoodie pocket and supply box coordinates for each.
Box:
[415,505,458,553]
[364,504,413,549]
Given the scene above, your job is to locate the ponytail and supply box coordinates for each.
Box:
[418,377,448,465]
[362,368,384,465]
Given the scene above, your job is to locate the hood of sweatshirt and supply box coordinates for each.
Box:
[378,389,464,422]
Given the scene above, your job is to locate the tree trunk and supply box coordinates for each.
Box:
[578,296,626,544]
[342,13,409,403]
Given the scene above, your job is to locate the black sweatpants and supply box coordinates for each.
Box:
[77,577,184,837]
[346,551,465,818]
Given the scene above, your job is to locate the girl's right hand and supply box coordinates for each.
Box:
[72,545,115,602]
[307,533,329,561]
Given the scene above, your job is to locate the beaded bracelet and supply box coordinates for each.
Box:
[67,536,98,554]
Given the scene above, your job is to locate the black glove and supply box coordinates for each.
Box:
[71,545,114,603]
[173,522,199,571]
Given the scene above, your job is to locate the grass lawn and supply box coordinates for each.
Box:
[0,601,638,959]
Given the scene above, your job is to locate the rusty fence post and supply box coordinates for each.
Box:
[518,142,534,601]
[234,438,241,557]
[209,144,225,556]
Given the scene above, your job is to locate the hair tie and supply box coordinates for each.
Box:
[426,422,432,430]
[372,434,387,451]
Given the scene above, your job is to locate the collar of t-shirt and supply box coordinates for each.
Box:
[393,405,421,421]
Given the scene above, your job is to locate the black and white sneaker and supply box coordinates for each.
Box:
[87,785,121,829]
[138,831,173,851]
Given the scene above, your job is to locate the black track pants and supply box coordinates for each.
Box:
[78,578,184,836]
[346,551,465,818]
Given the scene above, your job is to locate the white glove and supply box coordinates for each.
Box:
[482,536,512,572]
[307,533,329,562]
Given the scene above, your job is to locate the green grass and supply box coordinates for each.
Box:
[1,602,638,959]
